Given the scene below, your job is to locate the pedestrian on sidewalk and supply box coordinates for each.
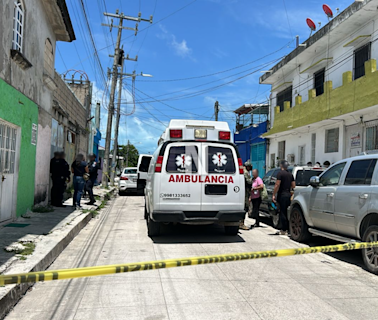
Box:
[249,169,263,228]
[240,160,253,230]
[272,160,295,235]
[85,154,99,205]
[71,154,89,209]
[60,152,70,204]
[50,151,66,207]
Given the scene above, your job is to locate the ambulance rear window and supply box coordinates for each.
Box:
[207,146,235,174]
[166,146,198,173]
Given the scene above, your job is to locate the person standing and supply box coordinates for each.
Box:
[71,154,89,209]
[60,152,70,205]
[86,154,99,205]
[250,169,263,228]
[240,160,253,230]
[272,160,295,235]
[50,152,66,207]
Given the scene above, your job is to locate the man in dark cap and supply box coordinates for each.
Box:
[272,160,295,235]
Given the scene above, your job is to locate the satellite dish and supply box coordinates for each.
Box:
[323,4,333,18]
[306,18,316,31]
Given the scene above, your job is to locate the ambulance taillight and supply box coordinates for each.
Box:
[219,131,230,140]
[238,158,244,174]
[170,129,182,138]
[155,156,164,173]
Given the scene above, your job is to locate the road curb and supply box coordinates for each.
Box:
[0,187,116,319]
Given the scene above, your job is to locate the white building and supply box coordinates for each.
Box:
[260,0,378,168]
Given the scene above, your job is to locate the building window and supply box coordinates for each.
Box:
[276,86,292,112]
[12,1,24,52]
[314,68,325,96]
[325,128,339,153]
[366,125,378,151]
[278,141,286,160]
[44,39,54,75]
[354,43,371,80]
[311,133,316,164]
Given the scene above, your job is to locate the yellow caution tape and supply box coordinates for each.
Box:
[1,241,377,286]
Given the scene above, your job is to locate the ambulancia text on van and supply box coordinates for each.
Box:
[145,120,245,236]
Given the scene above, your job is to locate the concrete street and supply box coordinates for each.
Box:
[5,195,378,320]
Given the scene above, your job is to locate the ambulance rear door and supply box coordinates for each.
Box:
[159,142,202,211]
[201,143,244,211]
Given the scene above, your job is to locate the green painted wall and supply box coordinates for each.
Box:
[266,59,378,136]
[0,78,38,217]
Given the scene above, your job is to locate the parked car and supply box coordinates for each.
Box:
[289,154,378,274]
[118,167,138,194]
[136,154,152,195]
[260,166,325,228]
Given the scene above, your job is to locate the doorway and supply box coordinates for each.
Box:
[0,120,20,223]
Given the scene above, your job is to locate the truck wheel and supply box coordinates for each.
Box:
[289,207,311,242]
[362,226,378,274]
[144,202,148,220]
[225,226,239,236]
[147,216,161,237]
[272,213,280,229]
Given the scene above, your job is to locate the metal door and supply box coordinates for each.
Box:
[345,124,362,158]
[0,121,18,222]
[251,142,266,176]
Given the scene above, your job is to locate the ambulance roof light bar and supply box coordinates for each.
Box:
[170,129,182,139]
[219,131,231,140]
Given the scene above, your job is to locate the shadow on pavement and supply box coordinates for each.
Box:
[151,223,245,244]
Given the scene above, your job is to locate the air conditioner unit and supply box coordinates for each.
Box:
[287,154,295,164]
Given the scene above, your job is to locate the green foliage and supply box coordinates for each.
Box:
[20,243,36,256]
[31,205,54,213]
[117,143,139,168]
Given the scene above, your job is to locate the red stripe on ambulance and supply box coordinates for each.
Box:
[168,175,234,184]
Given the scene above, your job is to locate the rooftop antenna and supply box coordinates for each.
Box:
[306,18,316,37]
[322,4,334,20]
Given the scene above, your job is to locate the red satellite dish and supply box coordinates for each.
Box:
[306,18,316,31]
[323,4,333,18]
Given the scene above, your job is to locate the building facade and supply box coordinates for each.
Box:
[0,0,74,220]
[234,104,269,175]
[260,0,378,168]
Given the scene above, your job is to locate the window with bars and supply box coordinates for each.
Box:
[354,43,371,80]
[366,126,378,151]
[0,123,17,174]
[314,69,325,96]
[311,133,316,164]
[12,1,24,52]
[276,86,292,112]
[278,141,286,160]
[44,39,54,76]
[325,128,339,153]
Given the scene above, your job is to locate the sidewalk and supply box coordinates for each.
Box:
[0,186,116,319]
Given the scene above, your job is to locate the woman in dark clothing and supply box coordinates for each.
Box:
[71,154,89,209]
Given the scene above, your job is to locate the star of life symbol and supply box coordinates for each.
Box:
[176,154,192,168]
[212,152,227,167]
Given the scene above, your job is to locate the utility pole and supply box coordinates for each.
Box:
[126,140,130,168]
[101,10,153,187]
[214,101,219,121]
[110,56,123,185]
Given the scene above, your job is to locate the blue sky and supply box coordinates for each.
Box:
[56,0,353,154]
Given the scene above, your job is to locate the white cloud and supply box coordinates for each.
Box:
[157,25,194,60]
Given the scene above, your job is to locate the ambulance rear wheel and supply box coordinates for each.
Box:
[147,216,161,237]
[225,225,239,236]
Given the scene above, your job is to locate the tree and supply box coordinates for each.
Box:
[117,142,139,168]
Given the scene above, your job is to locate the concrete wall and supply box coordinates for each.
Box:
[0,79,38,216]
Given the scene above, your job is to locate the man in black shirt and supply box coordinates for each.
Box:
[272,160,295,235]
[86,154,99,205]
[50,152,69,207]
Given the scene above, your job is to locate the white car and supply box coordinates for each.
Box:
[145,120,245,237]
[118,167,138,194]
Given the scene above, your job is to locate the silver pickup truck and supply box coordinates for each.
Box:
[290,154,378,274]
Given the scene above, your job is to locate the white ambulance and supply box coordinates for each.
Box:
[145,120,245,236]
